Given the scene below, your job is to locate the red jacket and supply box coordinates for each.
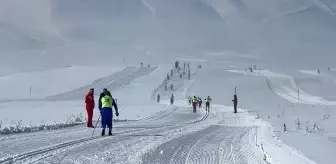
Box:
[85,91,95,109]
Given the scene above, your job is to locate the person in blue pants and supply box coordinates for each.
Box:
[98,88,119,136]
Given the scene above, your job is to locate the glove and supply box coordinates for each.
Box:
[116,112,119,117]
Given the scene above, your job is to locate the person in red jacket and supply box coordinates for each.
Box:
[85,88,95,127]
[232,94,238,113]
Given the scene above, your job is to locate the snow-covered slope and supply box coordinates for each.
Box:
[2,0,335,68]
[0,0,335,163]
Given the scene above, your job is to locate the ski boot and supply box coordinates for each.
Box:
[101,129,105,136]
[108,130,113,136]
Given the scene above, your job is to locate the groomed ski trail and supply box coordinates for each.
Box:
[0,107,209,164]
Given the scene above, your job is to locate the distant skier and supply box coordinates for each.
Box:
[167,73,170,80]
[232,94,238,113]
[170,84,174,90]
[318,69,320,74]
[171,69,173,76]
[157,94,160,103]
[170,94,174,105]
[188,96,192,105]
[192,96,198,113]
[198,97,202,108]
[85,88,95,128]
[98,88,119,136]
[205,96,212,112]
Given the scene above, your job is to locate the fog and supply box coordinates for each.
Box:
[1,0,336,70]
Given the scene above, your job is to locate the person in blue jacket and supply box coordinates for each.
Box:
[98,88,119,136]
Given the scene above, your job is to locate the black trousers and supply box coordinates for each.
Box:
[206,102,210,111]
[234,104,237,113]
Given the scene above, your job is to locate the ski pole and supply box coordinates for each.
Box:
[92,115,101,136]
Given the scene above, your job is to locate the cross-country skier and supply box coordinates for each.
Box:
[232,94,238,113]
[98,88,119,136]
[157,94,160,103]
[192,96,198,113]
[198,97,202,108]
[170,94,174,105]
[205,96,212,112]
[85,88,95,128]
[188,96,192,105]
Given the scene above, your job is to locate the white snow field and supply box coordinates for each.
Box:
[1,0,336,163]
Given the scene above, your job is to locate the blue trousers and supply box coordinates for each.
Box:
[101,107,113,130]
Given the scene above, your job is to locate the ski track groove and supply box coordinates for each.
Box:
[0,128,147,164]
[0,108,210,164]
[39,111,210,164]
[184,128,222,164]
[141,123,265,164]
[0,106,181,158]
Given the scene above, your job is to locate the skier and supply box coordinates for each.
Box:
[170,84,174,90]
[188,96,192,105]
[198,97,202,108]
[192,96,198,113]
[170,94,174,105]
[167,73,170,80]
[98,88,119,136]
[232,94,238,113]
[205,96,212,112]
[85,88,95,128]
[175,61,179,69]
[157,94,160,103]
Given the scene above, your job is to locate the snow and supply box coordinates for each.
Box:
[0,66,122,100]
[300,70,320,76]
[0,0,336,163]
